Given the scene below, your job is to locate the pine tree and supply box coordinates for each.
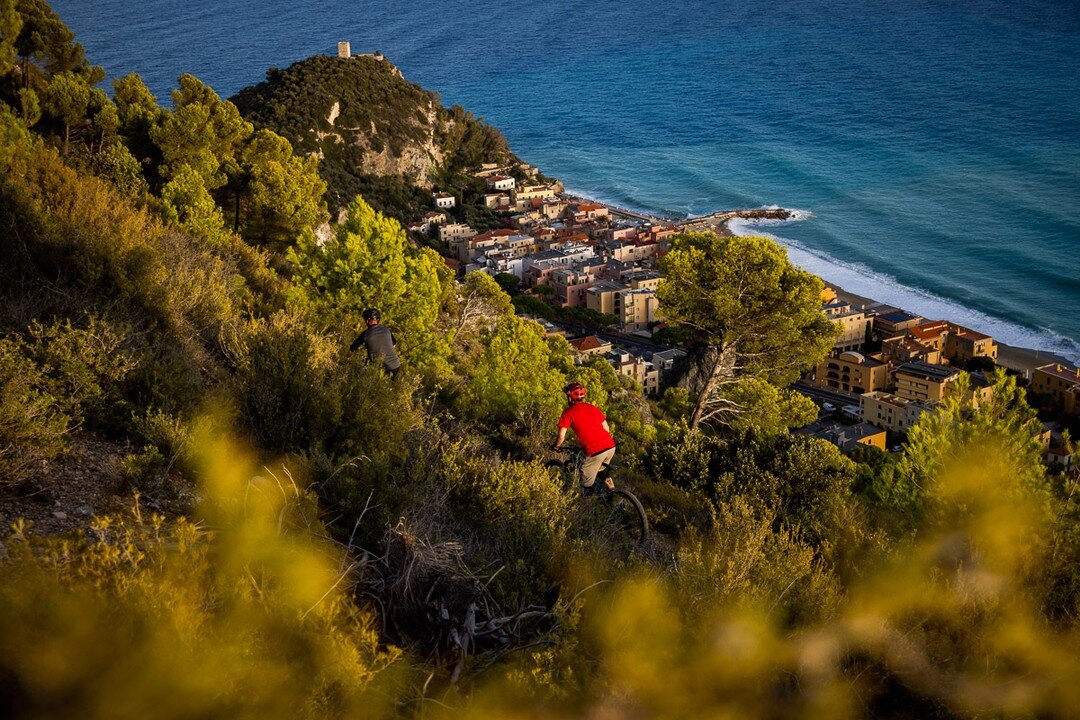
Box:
[657,232,837,430]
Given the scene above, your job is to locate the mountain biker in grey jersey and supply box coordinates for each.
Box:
[350,308,401,377]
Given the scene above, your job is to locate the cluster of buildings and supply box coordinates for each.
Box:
[800,290,998,451]
[558,332,685,397]
[404,163,692,394]
[409,161,1079,468]
[809,289,1000,422]
[800,287,1077,468]
[411,163,681,335]
[1029,363,1080,417]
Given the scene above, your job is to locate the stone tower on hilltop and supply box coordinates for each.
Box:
[337,41,351,58]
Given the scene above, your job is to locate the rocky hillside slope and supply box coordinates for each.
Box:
[231,54,518,220]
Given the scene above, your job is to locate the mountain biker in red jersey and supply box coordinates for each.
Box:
[553,382,616,491]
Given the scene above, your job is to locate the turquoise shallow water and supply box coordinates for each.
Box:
[54,0,1080,362]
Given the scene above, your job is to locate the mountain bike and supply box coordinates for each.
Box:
[548,447,649,546]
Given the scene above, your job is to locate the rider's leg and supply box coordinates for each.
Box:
[580,447,616,490]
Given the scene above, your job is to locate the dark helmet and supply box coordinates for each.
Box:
[362,307,381,322]
[563,382,586,402]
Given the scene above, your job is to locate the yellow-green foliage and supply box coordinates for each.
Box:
[27,315,137,426]
[462,314,567,425]
[287,195,452,377]
[647,421,714,495]
[675,497,842,627]
[0,434,404,719]
[0,135,259,355]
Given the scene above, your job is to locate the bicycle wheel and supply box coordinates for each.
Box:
[607,488,649,545]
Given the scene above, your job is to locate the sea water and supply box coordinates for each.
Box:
[54,0,1080,362]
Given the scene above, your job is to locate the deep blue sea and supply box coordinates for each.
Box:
[54,0,1080,362]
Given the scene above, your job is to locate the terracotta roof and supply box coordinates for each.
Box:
[884,336,933,355]
[568,335,608,352]
[951,327,992,342]
[908,321,949,340]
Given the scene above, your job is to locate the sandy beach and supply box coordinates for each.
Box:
[824,270,1072,374]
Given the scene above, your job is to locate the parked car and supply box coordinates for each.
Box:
[822,402,836,412]
[890,445,903,453]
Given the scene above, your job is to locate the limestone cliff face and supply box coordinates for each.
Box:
[232,54,516,218]
[307,79,443,188]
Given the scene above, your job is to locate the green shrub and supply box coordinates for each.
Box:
[130,408,197,478]
[89,140,149,197]
[441,449,573,602]
[0,337,68,486]
[675,497,841,627]
[231,311,420,458]
[27,315,138,429]
[646,421,714,496]
[710,433,872,570]
[119,444,168,491]
[231,312,339,452]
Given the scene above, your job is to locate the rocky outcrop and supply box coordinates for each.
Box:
[231,54,516,217]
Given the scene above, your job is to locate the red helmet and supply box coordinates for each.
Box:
[563,382,586,402]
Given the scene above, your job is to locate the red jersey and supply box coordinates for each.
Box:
[558,402,615,456]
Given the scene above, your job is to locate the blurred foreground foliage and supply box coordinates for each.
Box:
[2,418,1079,719]
[0,432,405,719]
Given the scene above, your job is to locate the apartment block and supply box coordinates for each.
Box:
[619,288,660,331]
[893,361,961,403]
[873,309,923,338]
[860,391,933,434]
[813,351,889,395]
[585,281,626,317]
[824,300,871,352]
[550,267,596,307]
[1031,363,1080,414]
[610,351,660,396]
[881,335,942,365]
[943,326,998,364]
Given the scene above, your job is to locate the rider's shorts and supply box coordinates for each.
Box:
[580,446,616,487]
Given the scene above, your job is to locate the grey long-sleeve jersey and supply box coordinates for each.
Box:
[350,324,401,371]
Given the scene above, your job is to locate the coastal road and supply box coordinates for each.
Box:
[790,380,862,409]
[549,320,672,354]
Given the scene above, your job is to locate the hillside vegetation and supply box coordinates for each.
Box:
[1,3,1079,718]
[231,54,516,220]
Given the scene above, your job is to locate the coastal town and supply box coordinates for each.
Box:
[410,159,1079,469]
